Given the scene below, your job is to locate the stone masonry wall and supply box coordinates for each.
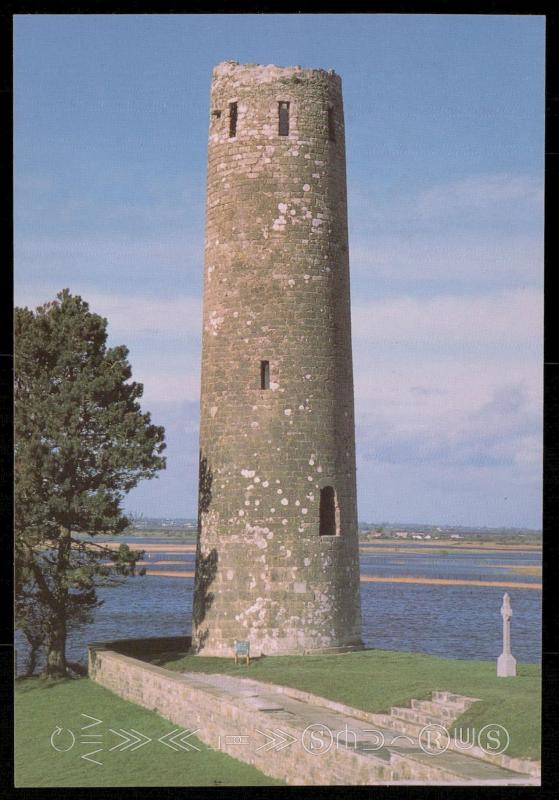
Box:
[89,647,393,785]
[193,62,363,656]
[88,644,539,784]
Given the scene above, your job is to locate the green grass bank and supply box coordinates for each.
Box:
[15,648,540,787]
[15,677,284,788]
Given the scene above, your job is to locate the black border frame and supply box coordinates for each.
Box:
[2,5,557,799]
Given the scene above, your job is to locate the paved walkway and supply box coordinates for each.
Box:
[181,671,538,785]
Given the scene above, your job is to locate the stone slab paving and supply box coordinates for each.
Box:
[182,672,538,785]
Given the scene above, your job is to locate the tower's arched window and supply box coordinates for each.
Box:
[278,101,290,136]
[319,486,338,536]
[229,102,238,138]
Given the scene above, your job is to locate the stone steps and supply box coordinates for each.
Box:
[391,706,448,728]
[411,698,468,719]
[389,691,480,737]
[432,691,479,709]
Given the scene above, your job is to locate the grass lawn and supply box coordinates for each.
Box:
[150,648,541,761]
[15,677,284,788]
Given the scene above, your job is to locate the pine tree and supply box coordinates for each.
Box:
[15,290,166,677]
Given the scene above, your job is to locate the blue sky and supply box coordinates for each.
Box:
[14,14,545,527]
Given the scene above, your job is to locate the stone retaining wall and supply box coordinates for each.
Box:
[89,643,394,785]
[88,638,539,784]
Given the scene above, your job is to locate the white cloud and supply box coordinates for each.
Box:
[138,370,200,405]
[15,233,203,277]
[349,172,543,227]
[348,173,543,293]
[408,173,543,219]
[352,285,543,483]
[351,287,542,346]
[14,168,204,230]
[85,292,202,338]
[354,354,541,436]
[15,287,202,339]
[513,435,543,468]
[350,233,543,287]
[356,380,542,477]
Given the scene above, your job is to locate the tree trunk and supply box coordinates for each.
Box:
[46,619,67,678]
[45,529,71,678]
[24,634,42,677]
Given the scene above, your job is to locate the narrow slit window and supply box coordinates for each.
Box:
[327,107,336,142]
[278,101,290,136]
[229,102,238,138]
[319,486,337,536]
[260,360,270,390]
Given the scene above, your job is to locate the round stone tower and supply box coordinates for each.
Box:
[192,61,363,656]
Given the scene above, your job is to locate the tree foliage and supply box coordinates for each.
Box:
[15,290,166,676]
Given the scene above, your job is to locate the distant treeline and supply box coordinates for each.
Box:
[358,524,541,541]
[125,518,541,540]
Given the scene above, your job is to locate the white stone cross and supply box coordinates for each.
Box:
[497,592,517,677]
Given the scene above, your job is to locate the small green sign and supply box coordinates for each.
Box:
[235,640,250,656]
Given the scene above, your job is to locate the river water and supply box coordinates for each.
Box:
[15,539,541,673]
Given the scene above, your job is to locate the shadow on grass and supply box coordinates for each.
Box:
[15,674,85,692]
[141,649,192,667]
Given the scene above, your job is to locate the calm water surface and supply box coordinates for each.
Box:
[15,540,541,672]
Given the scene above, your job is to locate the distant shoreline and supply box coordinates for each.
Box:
[140,568,541,590]
[94,539,542,554]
